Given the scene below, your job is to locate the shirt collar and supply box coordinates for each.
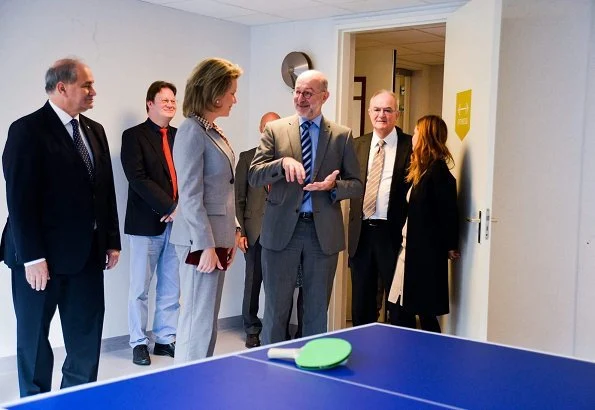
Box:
[299,114,322,129]
[146,118,167,134]
[371,127,397,148]
[48,99,79,125]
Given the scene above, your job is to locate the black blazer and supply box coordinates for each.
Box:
[235,147,266,246]
[348,126,412,257]
[121,119,177,236]
[403,159,459,316]
[1,101,121,275]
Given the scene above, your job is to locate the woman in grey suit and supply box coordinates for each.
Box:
[170,58,243,362]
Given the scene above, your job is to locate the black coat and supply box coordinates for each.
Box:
[121,119,177,236]
[403,159,459,316]
[1,101,121,274]
[348,127,412,257]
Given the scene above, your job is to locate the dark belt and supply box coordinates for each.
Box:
[298,212,314,220]
[362,219,388,227]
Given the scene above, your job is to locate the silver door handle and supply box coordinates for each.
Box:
[466,217,480,222]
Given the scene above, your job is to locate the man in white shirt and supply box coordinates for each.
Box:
[348,90,412,326]
[1,58,121,397]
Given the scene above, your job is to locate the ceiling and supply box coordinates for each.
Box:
[138,0,459,26]
[356,23,445,70]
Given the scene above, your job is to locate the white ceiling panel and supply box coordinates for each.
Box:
[224,13,289,25]
[268,4,352,20]
[161,0,254,17]
[339,0,428,13]
[137,0,464,25]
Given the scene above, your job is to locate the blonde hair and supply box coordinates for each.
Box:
[406,115,453,186]
[182,57,243,118]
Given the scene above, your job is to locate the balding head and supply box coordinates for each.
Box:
[293,70,330,120]
[259,111,280,133]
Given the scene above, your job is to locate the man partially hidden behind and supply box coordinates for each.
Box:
[235,111,280,348]
[348,90,412,326]
[121,81,180,365]
[1,58,121,397]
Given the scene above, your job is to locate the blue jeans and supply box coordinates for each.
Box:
[128,223,180,347]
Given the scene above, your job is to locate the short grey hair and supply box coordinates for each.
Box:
[45,58,81,93]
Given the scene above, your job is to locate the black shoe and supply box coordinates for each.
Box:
[132,345,151,366]
[154,342,175,358]
[245,334,261,348]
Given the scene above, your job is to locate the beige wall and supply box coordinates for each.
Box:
[354,47,394,136]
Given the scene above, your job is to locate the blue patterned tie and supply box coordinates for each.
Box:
[70,118,94,180]
[300,121,313,204]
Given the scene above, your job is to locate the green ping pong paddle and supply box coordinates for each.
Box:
[267,338,352,370]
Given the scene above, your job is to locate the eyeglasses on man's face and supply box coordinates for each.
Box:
[370,107,396,115]
[293,89,323,100]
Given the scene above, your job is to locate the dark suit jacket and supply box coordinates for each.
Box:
[121,119,177,236]
[1,101,121,275]
[348,126,412,257]
[235,147,266,246]
[249,115,363,255]
[403,159,459,316]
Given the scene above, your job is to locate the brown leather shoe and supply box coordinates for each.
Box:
[245,334,261,348]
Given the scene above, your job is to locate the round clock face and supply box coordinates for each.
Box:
[281,52,312,88]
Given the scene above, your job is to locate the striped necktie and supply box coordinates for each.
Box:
[300,121,313,204]
[362,139,386,219]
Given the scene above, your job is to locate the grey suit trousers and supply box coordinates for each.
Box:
[174,245,225,363]
[261,219,338,345]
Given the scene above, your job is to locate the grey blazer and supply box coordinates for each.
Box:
[235,147,266,246]
[248,115,363,255]
[170,116,236,252]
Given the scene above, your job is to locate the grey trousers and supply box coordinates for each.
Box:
[174,246,225,364]
[261,219,338,345]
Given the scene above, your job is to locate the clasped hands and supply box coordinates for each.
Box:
[282,157,338,191]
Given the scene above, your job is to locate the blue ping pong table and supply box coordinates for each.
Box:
[3,323,595,409]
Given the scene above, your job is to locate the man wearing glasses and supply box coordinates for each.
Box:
[249,70,362,344]
[121,81,180,365]
[348,89,412,326]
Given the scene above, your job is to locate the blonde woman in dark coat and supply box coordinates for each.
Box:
[387,115,460,333]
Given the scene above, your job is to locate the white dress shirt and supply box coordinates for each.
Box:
[365,127,398,220]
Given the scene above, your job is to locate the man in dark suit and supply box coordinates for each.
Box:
[249,70,363,344]
[235,112,279,348]
[121,81,180,366]
[348,89,412,326]
[1,58,121,397]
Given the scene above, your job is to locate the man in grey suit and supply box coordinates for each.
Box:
[249,70,363,344]
[235,111,280,348]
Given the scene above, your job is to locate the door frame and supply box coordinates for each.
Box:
[328,2,467,332]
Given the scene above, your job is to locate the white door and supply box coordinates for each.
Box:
[441,0,503,340]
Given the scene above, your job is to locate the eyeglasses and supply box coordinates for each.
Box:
[370,107,396,114]
[159,99,177,105]
[293,89,323,100]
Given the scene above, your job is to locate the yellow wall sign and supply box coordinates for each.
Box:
[455,89,472,140]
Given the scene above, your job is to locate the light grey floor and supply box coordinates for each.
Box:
[0,326,247,405]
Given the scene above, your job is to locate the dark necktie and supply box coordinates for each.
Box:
[70,118,94,180]
[301,121,313,204]
[160,128,178,199]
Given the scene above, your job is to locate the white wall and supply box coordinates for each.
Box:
[0,0,250,359]
[249,19,340,142]
[574,2,595,361]
[488,0,593,355]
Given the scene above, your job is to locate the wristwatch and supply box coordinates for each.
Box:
[235,226,242,233]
